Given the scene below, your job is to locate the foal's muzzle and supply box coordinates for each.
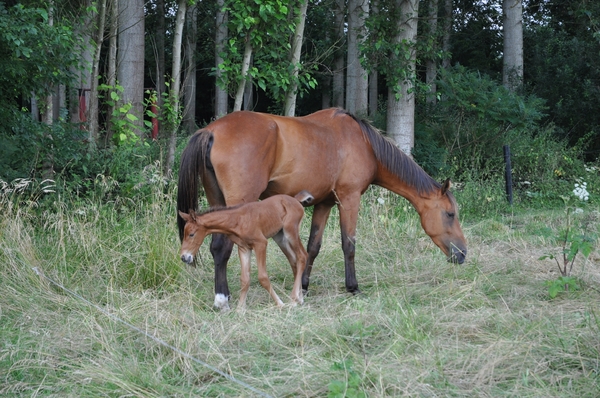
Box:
[181,253,194,264]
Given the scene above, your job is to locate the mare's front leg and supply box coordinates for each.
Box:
[210,233,234,311]
[302,202,333,293]
[337,193,361,294]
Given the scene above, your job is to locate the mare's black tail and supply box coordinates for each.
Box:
[177,130,214,241]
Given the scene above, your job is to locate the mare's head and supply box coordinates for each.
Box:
[178,210,209,264]
[418,180,467,264]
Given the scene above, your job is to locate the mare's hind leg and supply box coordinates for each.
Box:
[210,233,234,310]
[254,241,284,307]
[302,202,334,293]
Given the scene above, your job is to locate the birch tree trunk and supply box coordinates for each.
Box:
[183,3,197,133]
[233,38,253,112]
[165,0,187,176]
[117,0,145,137]
[503,0,523,91]
[284,0,309,117]
[346,0,369,115]
[387,0,419,155]
[214,0,228,118]
[332,0,346,108]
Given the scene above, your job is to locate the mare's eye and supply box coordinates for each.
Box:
[447,212,455,218]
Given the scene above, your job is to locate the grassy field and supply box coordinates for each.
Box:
[1,181,599,397]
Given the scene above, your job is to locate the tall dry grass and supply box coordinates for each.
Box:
[1,181,599,396]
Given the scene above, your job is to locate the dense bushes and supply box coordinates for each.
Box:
[412,66,599,213]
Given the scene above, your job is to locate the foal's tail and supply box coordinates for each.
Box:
[177,130,219,241]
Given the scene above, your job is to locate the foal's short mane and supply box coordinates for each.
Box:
[335,109,441,195]
[197,203,244,216]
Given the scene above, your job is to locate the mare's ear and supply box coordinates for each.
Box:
[441,179,452,195]
[178,210,191,223]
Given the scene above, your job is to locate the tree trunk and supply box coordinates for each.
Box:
[426,0,439,105]
[89,0,107,149]
[156,0,166,134]
[368,0,379,117]
[165,0,187,176]
[441,0,452,70]
[233,38,253,112]
[41,1,55,180]
[332,0,345,108]
[70,3,93,127]
[105,0,118,146]
[284,0,309,117]
[117,0,145,137]
[215,0,228,118]
[183,3,197,134]
[346,0,369,115]
[387,0,419,155]
[503,0,523,91]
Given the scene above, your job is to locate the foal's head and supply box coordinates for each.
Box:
[178,210,209,264]
[418,180,467,264]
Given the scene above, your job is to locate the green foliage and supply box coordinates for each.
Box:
[99,83,145,146]
[215,0,316,106]
[539,207,596,298]
[328,361,366,398]
[545,276,581,299]
[0,3,81,101]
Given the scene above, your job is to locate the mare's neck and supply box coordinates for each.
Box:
[374,166,436,213]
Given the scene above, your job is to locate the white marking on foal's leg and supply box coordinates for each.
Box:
[214,293,230,311]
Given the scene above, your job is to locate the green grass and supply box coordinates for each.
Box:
[1,183,599,397]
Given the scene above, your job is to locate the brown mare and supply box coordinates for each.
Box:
[179,191,314,310]
[178,108,467,310]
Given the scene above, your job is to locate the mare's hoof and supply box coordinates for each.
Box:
[347,287,362,295]
[214,293,231,312]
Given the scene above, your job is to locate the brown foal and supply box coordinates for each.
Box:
[179,191,313,310]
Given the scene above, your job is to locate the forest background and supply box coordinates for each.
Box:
[1,0,600,396]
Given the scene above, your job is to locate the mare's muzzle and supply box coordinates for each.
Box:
[448,246,467,264]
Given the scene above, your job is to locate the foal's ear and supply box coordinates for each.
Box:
[441,179,452,195]
[178,210,191,223]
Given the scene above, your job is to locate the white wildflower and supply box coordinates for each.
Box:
[377,197,385,205]
[573,180,590,201]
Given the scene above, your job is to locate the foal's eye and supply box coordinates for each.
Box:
[189,233,195,238]
[447,212,455,219]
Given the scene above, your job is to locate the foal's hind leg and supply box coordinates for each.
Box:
[273,230,307,305]
[237,247,252,312]
[254,241,284,308]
